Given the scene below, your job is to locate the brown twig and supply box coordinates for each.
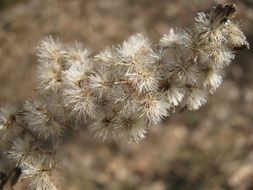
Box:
[0,167,21,190]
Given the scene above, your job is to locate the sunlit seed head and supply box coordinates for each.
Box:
[37,36,64,65]
[64,42,91,66]
[187,88,208,111]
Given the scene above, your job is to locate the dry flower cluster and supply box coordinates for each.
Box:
[0,4,249,190]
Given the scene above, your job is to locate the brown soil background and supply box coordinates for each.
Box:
[0,0,253,189]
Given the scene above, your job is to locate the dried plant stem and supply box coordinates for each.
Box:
[0,4,249,190]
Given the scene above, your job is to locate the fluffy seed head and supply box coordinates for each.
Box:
[115,115,146,143]
[116,33,157,69]
[37,36,63,65]
[8,135,37,166]
[64,42,91,67]
[0,106,16,131]
[203,70,223,93]
[90,113,118,141]
[160,28,191,48]
[187,89,208,110]
[22,156,57,190]
[62,63,98,120]
[141,94,170,125]
[164,84,186,106]
[89,66,115,97]
[21,99,62,139]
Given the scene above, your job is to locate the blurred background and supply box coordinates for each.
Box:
[0,0,252,189]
